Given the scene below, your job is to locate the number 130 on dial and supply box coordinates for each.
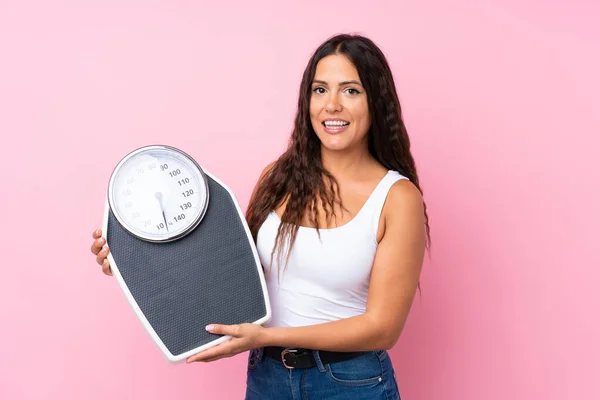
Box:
[107,145,210,243]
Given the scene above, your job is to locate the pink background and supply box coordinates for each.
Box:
[1,1,598,399]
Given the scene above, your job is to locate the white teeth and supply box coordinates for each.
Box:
[324,121,349,127]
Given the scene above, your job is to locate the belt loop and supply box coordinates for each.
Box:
[312,350,326,372]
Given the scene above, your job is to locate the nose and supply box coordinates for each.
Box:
[325,93,342,113]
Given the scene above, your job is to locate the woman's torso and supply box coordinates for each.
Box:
[256,170,408,328]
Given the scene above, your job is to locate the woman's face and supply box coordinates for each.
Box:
[309,54,371,152]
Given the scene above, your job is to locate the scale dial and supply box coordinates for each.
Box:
[107,145,209,242]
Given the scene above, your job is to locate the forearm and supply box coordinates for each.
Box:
[260,313,398,352]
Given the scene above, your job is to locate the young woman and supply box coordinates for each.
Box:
[90,33,430,400]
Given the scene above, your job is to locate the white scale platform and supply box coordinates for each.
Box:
[102,145,271,363]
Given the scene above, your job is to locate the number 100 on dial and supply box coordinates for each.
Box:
[107,145,210,243]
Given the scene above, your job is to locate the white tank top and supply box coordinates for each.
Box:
[255,170,408,328]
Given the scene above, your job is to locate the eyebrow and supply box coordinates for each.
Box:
[312,79,363,86]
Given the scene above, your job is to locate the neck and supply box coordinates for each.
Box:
[320,143,374,178]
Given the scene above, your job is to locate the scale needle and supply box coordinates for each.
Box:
[155,192,169,232]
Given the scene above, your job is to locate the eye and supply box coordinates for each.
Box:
[312,87,326,94]
[345,88,361,95]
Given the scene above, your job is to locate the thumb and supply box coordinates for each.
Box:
[206,324,240,337]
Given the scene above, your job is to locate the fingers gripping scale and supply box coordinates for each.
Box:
[102,145,271,363]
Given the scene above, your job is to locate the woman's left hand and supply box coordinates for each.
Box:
[186,323,266,363]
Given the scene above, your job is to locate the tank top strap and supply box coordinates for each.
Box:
[359,170,409,234]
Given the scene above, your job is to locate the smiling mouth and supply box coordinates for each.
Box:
[323,120,350,128]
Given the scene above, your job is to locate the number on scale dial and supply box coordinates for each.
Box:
[108,146,209,242]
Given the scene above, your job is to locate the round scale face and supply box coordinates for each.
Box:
[107,145,209,242]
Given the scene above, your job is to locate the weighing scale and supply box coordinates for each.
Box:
[102,145,271,363]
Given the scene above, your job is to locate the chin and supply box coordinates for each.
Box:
[319,136,353,152]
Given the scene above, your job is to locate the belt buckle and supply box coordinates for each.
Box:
[281,348,298,369]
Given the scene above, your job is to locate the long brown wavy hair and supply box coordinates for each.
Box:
[245,33,431,272]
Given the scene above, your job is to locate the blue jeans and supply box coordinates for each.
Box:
[245,348,401,399]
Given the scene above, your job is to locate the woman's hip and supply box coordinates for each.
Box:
[245,347,401,400]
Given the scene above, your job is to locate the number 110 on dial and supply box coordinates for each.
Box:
[107,145,210,243]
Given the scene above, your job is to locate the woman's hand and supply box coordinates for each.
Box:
[186,323,267,364]
[90,229,112,276]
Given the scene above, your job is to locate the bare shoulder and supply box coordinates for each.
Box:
[378,178,426,256]
[380,178,425,235]
[249,160,277,201]
[259,160,277,180]
[386,179,424,213]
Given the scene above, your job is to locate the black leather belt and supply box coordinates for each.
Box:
[263,346,364,369]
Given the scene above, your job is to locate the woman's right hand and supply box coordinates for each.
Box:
[91,229,112,276]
